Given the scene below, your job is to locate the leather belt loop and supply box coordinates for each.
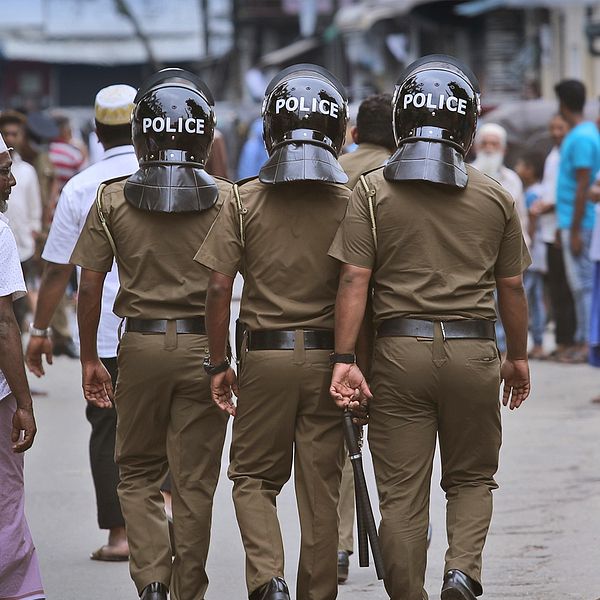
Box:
[432,322,447,367]
[165,320,178,351]
[293,329,305,365]
[118,318,124,342]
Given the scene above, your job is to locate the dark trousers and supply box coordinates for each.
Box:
[546,243,576,346]
[86,357,125,530]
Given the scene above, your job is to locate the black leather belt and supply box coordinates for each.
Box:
[247,329,334,351]
[125,317,206,335]
[377,318,495,340]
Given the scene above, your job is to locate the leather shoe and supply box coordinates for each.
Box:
[248,577,290,600]
[337,550,350,583]
[441,569,481,599]
[139,582,168,600]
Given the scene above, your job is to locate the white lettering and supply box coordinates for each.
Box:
[152,117,165,132]
[446,96,458,111]
[184,118,196,134]
[142,118,152,133]
[413,93,426,108]
[196,119,205,134]
[142,117,206,134]
[330,103,339,118]
[165,117,177,133]
[299,96,310,112]
[426,93,437,109]
[403,93,413,110]
[271,95,341,118]
[457,99,467,115]
[286,97,299,112]
[275,98,286,114]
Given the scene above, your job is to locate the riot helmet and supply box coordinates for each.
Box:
[259,64,349,185]
[125,68,218,213]
[384,55,481,188]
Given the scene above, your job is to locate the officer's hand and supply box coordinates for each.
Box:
[26,336,53,377]
[330,363,372,409]
[348,393,369,426]
[211,367,238,417]
[82,360,113,409]
[500,358,530,410]
[12,406,37,453]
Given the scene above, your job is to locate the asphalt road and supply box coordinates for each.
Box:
[23,352,600,599]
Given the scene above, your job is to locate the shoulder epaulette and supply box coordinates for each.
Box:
[233,175,259,188]
[212,174,234,185]
[100,173,130,189]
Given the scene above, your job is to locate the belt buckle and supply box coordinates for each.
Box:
[440,321,446,341]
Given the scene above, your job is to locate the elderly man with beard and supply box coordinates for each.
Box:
[0,133,44,600]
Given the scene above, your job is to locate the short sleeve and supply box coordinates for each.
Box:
[494,203,532,278]
[42,185,84,264]
[70,192,115,273]
[0,227,26,300]
[194,188,243,277]
[328,184,376,269]
[571,135,597,171]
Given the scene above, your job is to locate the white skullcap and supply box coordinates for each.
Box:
[476,122,507,148]
[95,84,137,126]
[0,132,8,153]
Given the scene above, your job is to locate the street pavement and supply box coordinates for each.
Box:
[23,352,600,599]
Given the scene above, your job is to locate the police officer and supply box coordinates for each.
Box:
[195,64,351,600]
[328,55,531,600]
[70,69,230,600]
[336,93,395,584]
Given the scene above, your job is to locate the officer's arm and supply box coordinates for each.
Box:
[206,270,234,363]
[496,274,530,409]
[335,263,372,354]
[77,268,106,364]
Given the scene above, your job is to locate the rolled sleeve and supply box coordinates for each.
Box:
[70,197,114,273]
[194,189,243,277]
[42,186,82,264]
[494,203,532,278]
[328,184,376,269]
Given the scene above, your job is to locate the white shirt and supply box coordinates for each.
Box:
[497,165,529,247]
[0,213,27,401]
[591,204,600,262]
[5,153,42,262]
[42,145,138,358]
[539,146,560,244]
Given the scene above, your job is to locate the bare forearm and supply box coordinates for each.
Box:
[497,281,528,360]
[572,172,590,230]
[206,276,233,363]
[77,286,102,364]
[0,314,32,409]
[335,275,369,354]
[33,262,73,329]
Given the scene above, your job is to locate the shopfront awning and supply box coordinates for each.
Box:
[456,0,594,17]
[260,37,321,68]
[334,0,431,33]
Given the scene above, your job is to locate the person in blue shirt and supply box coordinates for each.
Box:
[555,80,599,362]
[236,117,268,180]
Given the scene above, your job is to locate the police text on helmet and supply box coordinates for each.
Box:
[274,97,339,118]
[402,93,467,115]
[142,117,205,134]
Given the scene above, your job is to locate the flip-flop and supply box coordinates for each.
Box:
[90,546,129,562]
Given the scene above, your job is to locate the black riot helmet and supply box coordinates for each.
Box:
[125,68,218,213]
[384,55,481,189]
[259,64,349,185]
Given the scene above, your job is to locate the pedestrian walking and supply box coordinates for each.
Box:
[0,131,44,600]
[554,79,600,362]
[529,114,576,359]
[0,110,43,332]
[336,92,394,585]
[329,55,531,600]
[70,69,230,600]
[25,84,138,562]
[195,64,351,600]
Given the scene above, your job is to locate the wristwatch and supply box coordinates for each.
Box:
[29,325,52,338]
[203,356,231,376]
[329,352,356,366]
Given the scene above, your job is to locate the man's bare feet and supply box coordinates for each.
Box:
[90,526,129,561]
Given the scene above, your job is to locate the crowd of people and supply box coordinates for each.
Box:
[0,57,597,600]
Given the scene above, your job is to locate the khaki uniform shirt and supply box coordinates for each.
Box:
[339,143,391,189]
[71,176,231,319]
[195,178,351,330]
[329,164,531,325]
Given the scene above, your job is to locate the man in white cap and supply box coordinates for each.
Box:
[25,84,137,561]
[0,131,44,600]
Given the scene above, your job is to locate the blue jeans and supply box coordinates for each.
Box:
[524,270,546,346]
[560,229,594,344]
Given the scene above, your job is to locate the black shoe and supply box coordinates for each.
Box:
[53,338,79,358]
[441,570,481,600]
[249,577,290,600]
[139,582,168,600]
[337,550,350,584]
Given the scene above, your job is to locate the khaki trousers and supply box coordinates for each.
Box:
[114,331,228,600]
[368,331,501,600]
[229,345,345,600]
[337,455,355,553]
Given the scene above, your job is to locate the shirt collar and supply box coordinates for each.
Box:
[103,145,135,160]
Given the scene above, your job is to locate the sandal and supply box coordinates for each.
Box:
[90,546,129,562]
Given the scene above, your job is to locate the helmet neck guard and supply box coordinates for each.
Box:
[384,140,468,189]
